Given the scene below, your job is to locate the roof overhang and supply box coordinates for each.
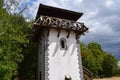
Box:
[35,4,83,21]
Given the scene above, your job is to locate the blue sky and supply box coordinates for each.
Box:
[17,0,120,60]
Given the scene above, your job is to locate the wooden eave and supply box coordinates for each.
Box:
[35,4,83,21]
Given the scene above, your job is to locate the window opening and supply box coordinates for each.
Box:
[61,39,65,48]
[60,38,67,50]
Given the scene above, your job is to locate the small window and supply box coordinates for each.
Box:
[60,38,67,50]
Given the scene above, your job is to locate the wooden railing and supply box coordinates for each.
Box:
[83,66,93,80]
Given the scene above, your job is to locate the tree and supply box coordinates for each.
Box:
[80,42,91,60]
[83,55,101,77]
[81,42,106,77]
[0,0,30,79]
[0,0,3,8]
[18,42,38,80]
[0,14,29,80]
[102,54,119,77]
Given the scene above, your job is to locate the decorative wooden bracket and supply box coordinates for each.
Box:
[34,15,89,37]
[57,29,61,37]
[66,30,70,38]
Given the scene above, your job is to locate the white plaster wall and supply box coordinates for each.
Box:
[48,29,81,80]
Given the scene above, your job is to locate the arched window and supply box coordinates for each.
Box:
[60,38,67,50]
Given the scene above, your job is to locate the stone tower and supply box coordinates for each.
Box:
[33,4,88,80]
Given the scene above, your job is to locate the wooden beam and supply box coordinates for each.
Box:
[57,29,61,37]
[66,30,70,38]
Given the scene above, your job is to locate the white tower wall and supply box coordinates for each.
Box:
[45,29,82,80]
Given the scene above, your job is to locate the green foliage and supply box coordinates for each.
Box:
[81,42,105,77]
[0,0,31,79]
[0,0,3,7]
[81,42,119,77]
[80,42,91,59]
[18,42,37,80]
[102,54,119,77]
[116,67,120,76]
[83,55,100,76]
[0,0,37,80]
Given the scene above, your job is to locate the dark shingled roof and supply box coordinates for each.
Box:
[35,4,83,21]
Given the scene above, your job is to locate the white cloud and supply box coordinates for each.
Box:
[90,22,113,35]
[105,0,113,7]
[43,0,59,7]
[59,0,69,3]
[85,8,99,20]
[74,0,83,4]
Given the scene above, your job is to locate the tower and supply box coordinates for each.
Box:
[33,4,88,80]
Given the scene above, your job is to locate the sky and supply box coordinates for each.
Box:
[18,0,120,60]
